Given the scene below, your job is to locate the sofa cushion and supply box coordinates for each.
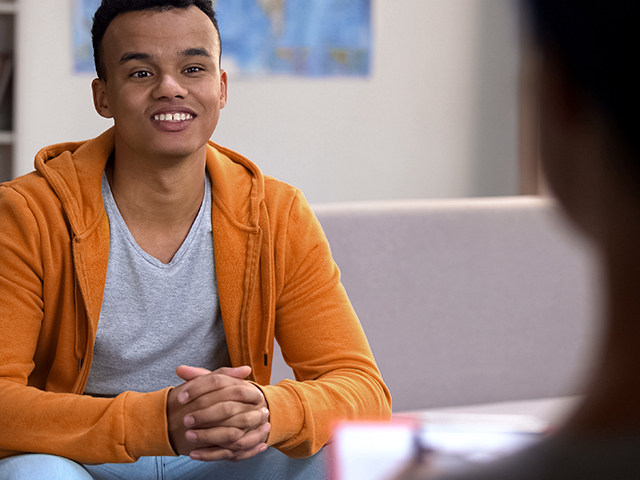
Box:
[271,196,599,412]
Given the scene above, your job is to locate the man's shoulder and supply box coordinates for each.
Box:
[206,141,306,212]
[0,170,56,206]
[2,129,112,201]
[262,174,300,200]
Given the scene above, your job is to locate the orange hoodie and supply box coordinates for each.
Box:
[0,128,391,464]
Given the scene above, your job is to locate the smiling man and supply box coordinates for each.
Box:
[0,1,391,478]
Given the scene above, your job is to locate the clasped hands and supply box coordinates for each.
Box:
[167,365,270,462]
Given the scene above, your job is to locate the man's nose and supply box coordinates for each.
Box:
[153,74,188,99]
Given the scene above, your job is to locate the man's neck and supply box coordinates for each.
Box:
[106,150,207,264]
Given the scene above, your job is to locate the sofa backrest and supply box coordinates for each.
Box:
[270,196,600,412]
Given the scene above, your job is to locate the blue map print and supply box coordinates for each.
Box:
[214,0,372,77]
[73,0,372,77]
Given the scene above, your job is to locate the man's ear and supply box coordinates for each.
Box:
[92,78,113,119]
[219,69,228,109]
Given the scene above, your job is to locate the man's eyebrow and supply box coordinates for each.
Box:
[117,48,212,66]
[119,52,153,65]
[181,48,212,58]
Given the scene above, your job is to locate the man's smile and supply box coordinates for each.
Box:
[152,112,194,122]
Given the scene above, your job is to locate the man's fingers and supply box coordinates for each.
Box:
[190,446,237,462]
[188,423,271,462]
[190,442,267,463]
[178,376,265,407]
[186,421,270,449]
[214,365,252,379]
[167,366,264,457]
[185,404,270,430]
[176,365,211,382]
[226,421,271,452]
[175,365,251,383]
[227,443,269,462]
[176,374,242,404]
[186,425,245,447]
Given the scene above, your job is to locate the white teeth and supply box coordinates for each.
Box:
[153,113,193,122]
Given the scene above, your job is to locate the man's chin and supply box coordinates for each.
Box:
[139,142,210,164]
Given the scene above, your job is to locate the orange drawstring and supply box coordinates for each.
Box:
[259,202,275,368]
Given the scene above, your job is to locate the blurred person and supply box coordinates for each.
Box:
[395,0,640,478]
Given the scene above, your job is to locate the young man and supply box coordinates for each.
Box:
[396,0,640,478]
[0,1,391,477]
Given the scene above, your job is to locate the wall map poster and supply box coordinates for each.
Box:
[214,0,372,77]
[73,0,372,78]
[72,0,101,74]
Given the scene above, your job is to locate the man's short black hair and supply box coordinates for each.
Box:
[91,0,221,81]
[525,0,640,161]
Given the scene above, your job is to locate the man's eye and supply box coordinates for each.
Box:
[185,66,203,74]
[132,71,151,78]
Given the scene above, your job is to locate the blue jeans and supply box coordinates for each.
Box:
[0,447,329,479]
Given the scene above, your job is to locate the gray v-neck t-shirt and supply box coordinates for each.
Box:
[84,173,231,397]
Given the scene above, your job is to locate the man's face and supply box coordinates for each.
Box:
[91,7,227,163]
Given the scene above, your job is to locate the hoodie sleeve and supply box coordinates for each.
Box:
[260,188,392,457]
[0,184,176,463]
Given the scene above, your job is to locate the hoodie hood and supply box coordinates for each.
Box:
[34,127,266,236]
[34,130,113,240]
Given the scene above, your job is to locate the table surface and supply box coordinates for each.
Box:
[394,396,581,430]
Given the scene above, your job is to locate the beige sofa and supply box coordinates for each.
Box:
[270,196,599,418]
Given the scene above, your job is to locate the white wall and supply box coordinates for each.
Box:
[15,0,520,203]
